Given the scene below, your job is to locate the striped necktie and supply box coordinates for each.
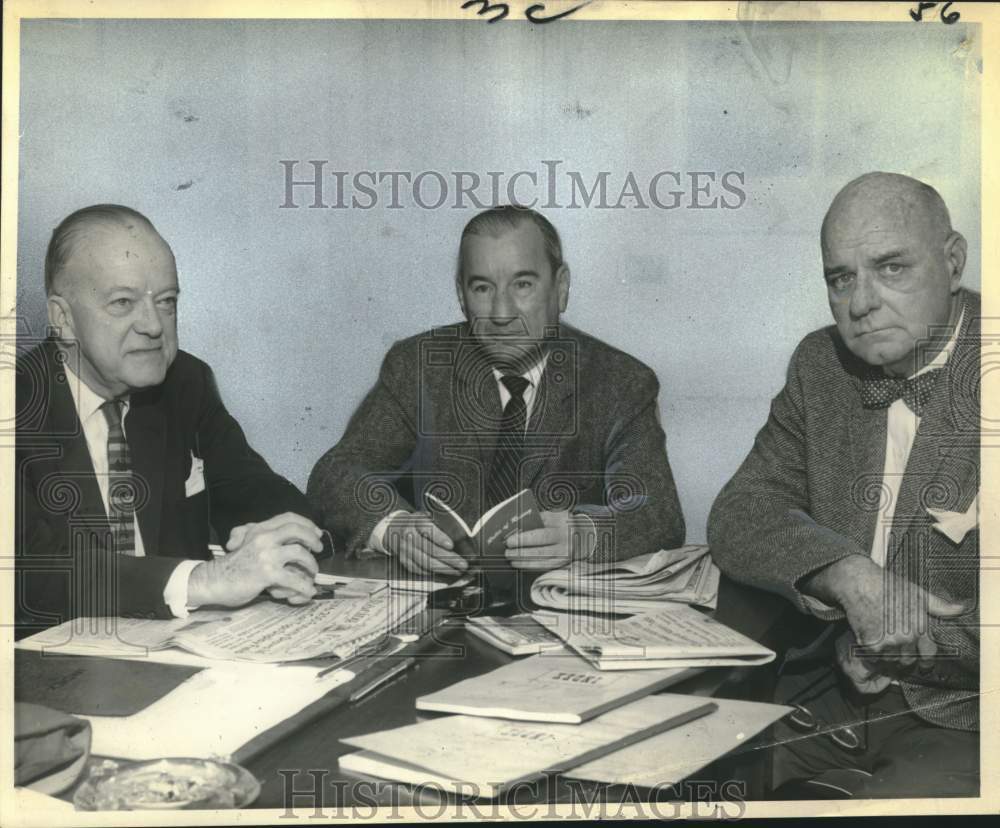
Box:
[100,399,137,556]
[485,374,531,509]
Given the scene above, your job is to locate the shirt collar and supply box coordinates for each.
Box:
[62,360,130,423]
[492,351,550,389]
[913,306,964,379]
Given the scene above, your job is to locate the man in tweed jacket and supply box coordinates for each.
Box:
[709,173,979,798]
[309,206,685,585]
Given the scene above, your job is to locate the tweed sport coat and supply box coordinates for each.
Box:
[15,340,316,635]
[709,290,980,730]
[308,322,685,564]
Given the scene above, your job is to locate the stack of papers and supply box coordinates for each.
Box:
[339,694,717,799]
[17,592,426,664]
[464,613,564,655]
[534,603,775,670]
[530,545,720,614]
[416,648,699,723]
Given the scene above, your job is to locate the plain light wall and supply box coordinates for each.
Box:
[16,20,981,543]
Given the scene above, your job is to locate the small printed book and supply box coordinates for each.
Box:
[465,614,564,656]
[534,603,775,670]
[426,488,544,564]
[338,694,717,799]
[415,647,700,723]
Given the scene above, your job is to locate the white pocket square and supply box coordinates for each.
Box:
[185,452,206,497]
[928,493,978,544]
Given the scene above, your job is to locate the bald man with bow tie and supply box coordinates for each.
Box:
[709,173,980,799]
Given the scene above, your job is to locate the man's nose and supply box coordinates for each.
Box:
[490,291,515,323]
[849,271,882,318]
[133,295,164,337]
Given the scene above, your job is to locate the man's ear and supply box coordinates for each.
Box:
[455,276,467,317]
[944,231,967,292]
[46,294,75,339]
[556,263,570,313]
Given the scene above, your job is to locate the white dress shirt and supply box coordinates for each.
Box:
[64,365,199,617]
[869,310,963,567]
[369,353,550,552]
[803,311,964,620]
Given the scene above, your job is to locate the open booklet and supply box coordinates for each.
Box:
[16,591,426,664]
[530,545,721,614]
[533,603,775,670]
[426,487,544,564]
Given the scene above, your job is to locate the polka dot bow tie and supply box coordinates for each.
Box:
[860,369,944,416]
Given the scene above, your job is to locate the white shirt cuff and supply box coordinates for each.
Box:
[163,559,205,619]
[801,592,842,620]
[369,510,410,554]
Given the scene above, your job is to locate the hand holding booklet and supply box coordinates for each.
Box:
[426,487,544,566]
[533,603,775,670]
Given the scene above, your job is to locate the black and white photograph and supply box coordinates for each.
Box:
[2,0,996,822]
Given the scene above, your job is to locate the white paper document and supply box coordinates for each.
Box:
[416,647,700,723]
[82,662,356,760]
[16,592,425,664]
[567,697,792,786]
[339,694,717,799]
[534,603,775,670]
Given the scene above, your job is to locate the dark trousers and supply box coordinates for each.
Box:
[771,662,979,798]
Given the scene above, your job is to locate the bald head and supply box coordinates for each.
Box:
[820,172,966,377]
[45,204,174,297]
[822,172,953,255]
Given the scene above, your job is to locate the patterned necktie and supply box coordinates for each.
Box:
[100,399,137,556]
[860,369,943,417]
[485,374,531,508]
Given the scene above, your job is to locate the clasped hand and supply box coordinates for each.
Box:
[826,556,966,694]
[386,509,597,577]
[187,512,324,607]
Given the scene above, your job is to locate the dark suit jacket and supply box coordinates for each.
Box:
[308,322,685,563]
[709,290,980,730]
[15,340,315,635]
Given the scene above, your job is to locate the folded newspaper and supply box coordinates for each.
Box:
[529,545,720,614]
[17,592,426,664]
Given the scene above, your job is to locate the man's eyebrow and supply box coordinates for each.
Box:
[464,273,494,283]
[823,264,850,279]
[513,270,540,279]
[871,249,907,265]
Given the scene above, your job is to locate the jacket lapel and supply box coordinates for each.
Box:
[887,297,980,567]
[124,391,167,558]
[845,371,888,552]
[44,344,108,525]
[520,334,578,491]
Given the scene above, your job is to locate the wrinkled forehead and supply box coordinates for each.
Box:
[63,220,177,289]
[821,193,933,256]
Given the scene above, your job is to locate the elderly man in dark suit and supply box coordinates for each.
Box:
[709,173,979,798]
[15,204,325,637]
[308,206,684,600]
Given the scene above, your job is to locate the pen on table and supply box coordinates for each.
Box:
[348,658,416,703]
